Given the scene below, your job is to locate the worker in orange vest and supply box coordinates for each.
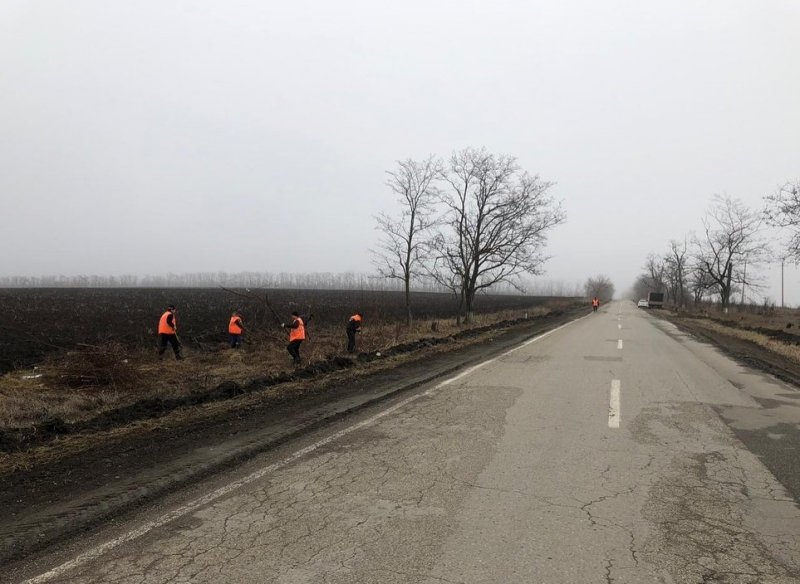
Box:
[228,310,245,349]
[346,312,363,353]
[592,297,600,312]
[281,311,305,364]
[157,305,183,360]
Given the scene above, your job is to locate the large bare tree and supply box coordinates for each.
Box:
[431,147,565,323]
[372,156,440,326]
[764,180,800,258]
[692,195,769,309]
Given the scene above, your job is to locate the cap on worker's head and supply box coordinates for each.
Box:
[167,304,176,310]
[291,311,300,317]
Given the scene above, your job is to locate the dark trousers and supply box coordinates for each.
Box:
[347,329,357,353]
[287,340,302,363]
[158,333,182,359]
[229,334,242,348]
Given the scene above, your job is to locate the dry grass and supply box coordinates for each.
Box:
[0,304,565,430]
[681,319,800,365]
[688,305,800,335]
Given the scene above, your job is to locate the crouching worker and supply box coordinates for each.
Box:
[346,312,362,353]
[158,305,183,360]
[228,310,245,348]
[281,311,305,365]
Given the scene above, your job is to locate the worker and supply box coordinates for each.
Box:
[346,312,363,353]
[281,311,305,364]
[592,297,600,312]
[228,310,245,348]
[157,304,183,360]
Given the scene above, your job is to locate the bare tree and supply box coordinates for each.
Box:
[431,147,565,323]
[664,239,688,308]
[764,180,800,258]
[372,156,440,326]
[692,195,769,309]
[643,253,667,295]
[584,275,615,302]
[687,264,717,305]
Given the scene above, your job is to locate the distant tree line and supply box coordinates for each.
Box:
[0,271,584,297]
[373,147,567,325]
[634,179,800,309]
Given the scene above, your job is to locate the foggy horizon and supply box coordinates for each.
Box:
[3,1,799,301]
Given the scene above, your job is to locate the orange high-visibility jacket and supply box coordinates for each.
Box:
[288,316,305,342]
[158,311,176,335]
[229,315,243,335]
[592,298,600,307]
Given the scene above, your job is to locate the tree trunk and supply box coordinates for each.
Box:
[404,277,412,328]
[464,288,475,324]
[455,290,465,326]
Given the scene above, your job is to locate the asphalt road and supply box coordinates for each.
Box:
[15,302,800,583]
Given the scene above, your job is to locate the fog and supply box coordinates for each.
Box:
[2,1,799,301]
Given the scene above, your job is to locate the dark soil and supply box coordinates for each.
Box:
[0,288,564,373]
[0,312,560,453]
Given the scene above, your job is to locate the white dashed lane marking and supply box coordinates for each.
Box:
[609,380,621,428]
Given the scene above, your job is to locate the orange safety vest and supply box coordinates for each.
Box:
[229,315,243,335]
[349,314,362,324]
[288,316,305,342]
[158,310,176,334]
[592,298,600,307]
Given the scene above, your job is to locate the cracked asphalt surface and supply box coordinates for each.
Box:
[15,302,800,583]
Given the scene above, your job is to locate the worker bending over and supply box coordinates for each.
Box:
[281,311,305,365]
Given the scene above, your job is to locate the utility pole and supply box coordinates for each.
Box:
[741,260,747,305]
[782,256,785,308]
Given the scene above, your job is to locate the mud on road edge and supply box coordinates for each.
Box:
[0,305,586,570]
[657,311,800,388]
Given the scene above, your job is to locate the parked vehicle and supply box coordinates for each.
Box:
[647,292,665,309]
[637,299,648,308]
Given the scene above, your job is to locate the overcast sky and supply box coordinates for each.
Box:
[2,1,799,300]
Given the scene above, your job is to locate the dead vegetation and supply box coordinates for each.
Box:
[656,302,800,371]
[0,304,563,431]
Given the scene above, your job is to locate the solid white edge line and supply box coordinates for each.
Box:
[24,313,590,584]
[609,380,621,428]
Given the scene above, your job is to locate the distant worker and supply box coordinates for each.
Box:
[228,310,245,348]
[346,312,363,353]
[592,297,600,312]
[281,311,305,365]
[157,305,183,360]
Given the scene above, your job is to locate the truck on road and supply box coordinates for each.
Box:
[647,291,665,309]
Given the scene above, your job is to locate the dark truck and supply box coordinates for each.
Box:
[647,292,665,308]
